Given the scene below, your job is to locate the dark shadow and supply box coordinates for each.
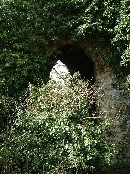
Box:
[56,45,96,117]
[57,45,95,84]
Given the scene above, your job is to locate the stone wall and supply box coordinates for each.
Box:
[79,40,129,172]
[96,67,130,173]
[78,37,130,171]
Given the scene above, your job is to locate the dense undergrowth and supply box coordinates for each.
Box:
[0,73,116,173]
[0,0,129,173]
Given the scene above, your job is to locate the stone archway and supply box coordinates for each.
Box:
[49,40,130,171]
[50,44,96,116]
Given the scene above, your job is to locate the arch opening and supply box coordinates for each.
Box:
[56,45,95,83]
[50,45,96,116]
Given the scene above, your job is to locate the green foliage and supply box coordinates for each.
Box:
[0,0,130,97]
[112,0,130,85]
[125,74,130,89]
[0,0,56,96]
[1,1,128,171]
[3,74,116,173]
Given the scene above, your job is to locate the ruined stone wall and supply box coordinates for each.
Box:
[96,67,130,173]
[79,38,130,172]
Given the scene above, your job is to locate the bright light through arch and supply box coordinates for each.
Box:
[50,60,70,85]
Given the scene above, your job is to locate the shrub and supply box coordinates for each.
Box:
[5,73,116,173]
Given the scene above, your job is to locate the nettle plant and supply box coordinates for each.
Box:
[8,73,116,174]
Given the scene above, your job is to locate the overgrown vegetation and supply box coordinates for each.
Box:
[0,0,130,97]
[0,0,129,173]
[1,74,116,173]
